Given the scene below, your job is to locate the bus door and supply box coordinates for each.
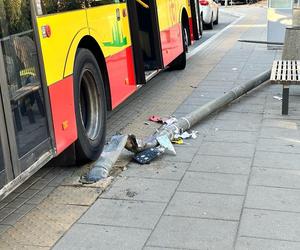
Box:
[127,0,164,83]
[0,0,52,178]
[86,1,138,107]
[0,94,13,190]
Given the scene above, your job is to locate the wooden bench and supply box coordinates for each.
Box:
[270,60,300,115]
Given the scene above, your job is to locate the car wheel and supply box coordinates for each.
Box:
[213,10,219,25]
[207,13,214,30]
[74,48,107,163]
[199,13,204,36]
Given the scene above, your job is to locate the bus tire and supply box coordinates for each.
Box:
[169,24,188,70]
[73,48,107,163]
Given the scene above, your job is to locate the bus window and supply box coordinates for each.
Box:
[38,0,85,15]
[87,0,125,7]
[0,0,49,160]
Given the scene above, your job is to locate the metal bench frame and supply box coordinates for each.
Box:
[270,60,300,115]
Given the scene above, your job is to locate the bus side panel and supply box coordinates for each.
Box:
[87,4,137,109]
[105,46,135,108]
[160,24,183,66]
[48,76,77,154]
[36,11,88,86]
[156,0,184,67]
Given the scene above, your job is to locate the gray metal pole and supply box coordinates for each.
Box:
[155,69,271,141]
[126,69,271,153]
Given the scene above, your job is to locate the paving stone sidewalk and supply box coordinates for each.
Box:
[52,4,300,250]
[54,4,300,250]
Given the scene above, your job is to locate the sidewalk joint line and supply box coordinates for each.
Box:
[176,190,245,197]
[163,214,239,222]
[244,207,300,215]
[238,235,300,243]
[186,170,249,176]
[76,222,153,231]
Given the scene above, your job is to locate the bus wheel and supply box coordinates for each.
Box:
[169,23,188,70]
[74,48,107,163]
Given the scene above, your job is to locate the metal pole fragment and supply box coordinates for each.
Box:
[156,69,271,141]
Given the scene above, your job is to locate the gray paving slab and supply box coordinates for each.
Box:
[144,247,178,250]
[189,155,252,175]
[198,80,236,86]
[158,146,199,163]
[245,185,300,213]
[256,138,300,154]
[250,167,300,189]
[259,127,300,139]
[261,118,300,129]
[193,85,233,92]
[53,223,151,250]
[216,111,262,121]
[147,215,237,250]
[253,151,300,170]
[239,208,300,242]
[204,130,257,144]
[165,191,243,220]
[205,72,240,81]
[178,171,248,195]
[236,237,300,250]
[102,177,178,202]
[189,90,227,99]
[0,212,24,225]
[234,96,266,105]
[79,199,165,229]
[123,161,189,180]
[198,141,255,158]
[182,96,212,106]
[4,198,26,209]
[0,207,14,221]
[225,103,264,113]
[26,186,56,205]
[212,119,261,132]
[0,224,11,234]
[263,109,300,120]
[18,189,39,199]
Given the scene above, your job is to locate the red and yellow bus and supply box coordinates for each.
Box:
[0,0,202,198]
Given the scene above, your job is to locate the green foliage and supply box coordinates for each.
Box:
[0,0,32,38]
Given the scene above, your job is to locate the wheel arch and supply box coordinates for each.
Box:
[64,32,112,111]
[180,7,191,44]
[77,36,112,111]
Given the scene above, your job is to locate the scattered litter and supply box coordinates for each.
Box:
[273,95,282,101]
[149,115,164,123]
[164,117,177,126]
[190,85,197,88]
[172,138,184,144]
[232,67,238,71]
[80,135,128,184]
[133,147,164,164]
[149,115,178,126]
[126,189,137,198]
[215,128,219,131]
[144,121,150,125]
[126,134,157,153]
[175,131,198,140]
[157,134,176,155]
